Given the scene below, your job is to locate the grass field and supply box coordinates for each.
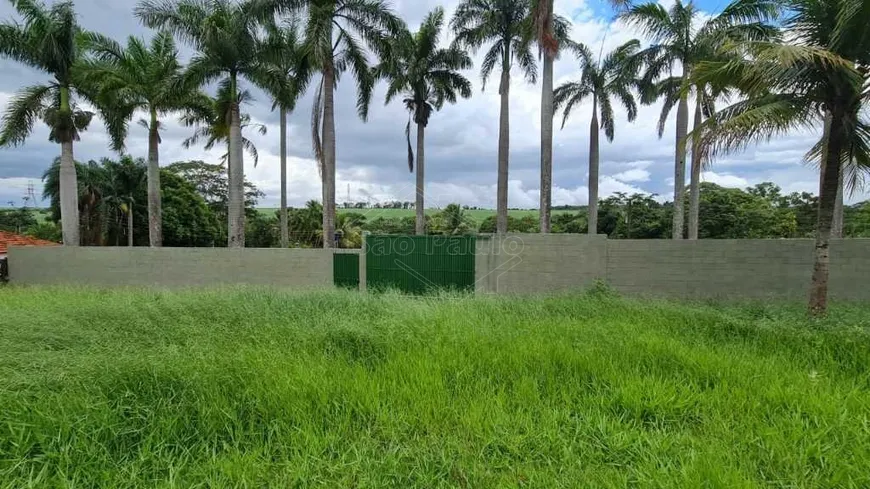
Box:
[2,288,869,488]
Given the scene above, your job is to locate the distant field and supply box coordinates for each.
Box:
[2,288,869,487]
[0,208,52,223]
[258,207,578,221]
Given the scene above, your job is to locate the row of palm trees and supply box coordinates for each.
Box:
[0,0,867,314]
[543,0,870,315]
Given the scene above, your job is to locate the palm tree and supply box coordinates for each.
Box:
[554,40,641,235]
[79,32,204,247]
[335,212,365,248]
[102,156,147,247]
[531,0,559,234]
[180,84,267,167]
[450,0,538,235]
[530,0,556,233]
[621,0,778,239]
[377,7,472,235]
[288,199,324,247]
[136,0,271,248]
[42,158,108,246]
[792,1,870,239]
[811,112,869,238]
[252,19,308,248]
[695,0,868,315]
[432,203,475,235]
[527,1,578,233]
[276,0,402,248]
[0,0,118,246]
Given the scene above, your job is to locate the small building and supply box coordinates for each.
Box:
[0,231,59,282]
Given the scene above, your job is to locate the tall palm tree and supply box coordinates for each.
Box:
[695,0,868,315]
[180,83,267,167]
[792,1,870,239]
[79,32,203,247]
[274,0,402,248]
[528,0,577,233]
[377,7,472,235]
[554,40,641,235]
[136,0,271,248]
[252,19,308,248]
[621,0,778,239]
[531,0,556,233]
[450,0,537,235]
[0,0,119,246]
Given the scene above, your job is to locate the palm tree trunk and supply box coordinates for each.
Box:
[539,50,555,234]
[833,172,844,238]
[809,110,845,316]
[415,121,426,235]
[147,109,162,247]
[672,76,689,240]
[58,85,80,247]
[227,75,245,248]
[322,64,337,249]
[279,108,289,248]
[820,111,844,239]
[688,97,703,240]
[127,204,134,247]
[588,97,599,235]
[496,58,511,235]
[59,140,80,246]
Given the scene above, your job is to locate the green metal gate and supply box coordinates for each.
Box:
[333,252,360,289]
[366,235,476,294]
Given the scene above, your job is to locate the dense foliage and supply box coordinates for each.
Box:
[31,157,271,246]
[10,179,870,248]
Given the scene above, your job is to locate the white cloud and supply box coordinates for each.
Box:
[611,168,651,182]
[702,171,750,188]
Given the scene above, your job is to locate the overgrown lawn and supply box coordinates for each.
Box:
[1,287,869,487]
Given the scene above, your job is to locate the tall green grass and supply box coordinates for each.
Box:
[1,287,869,488]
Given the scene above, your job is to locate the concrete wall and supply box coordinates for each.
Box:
[475,237,870,300]
[606,239,870,300]
[606,240,808,299]
[8,247,338,288]
[475,234,607,294]
[10,238,870,300]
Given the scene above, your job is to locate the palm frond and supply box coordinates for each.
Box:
[703,93,817,159]
[599,93,616,141]
[0,83,52,146]
[553,81,590,129]
[511,36,537,84]
[135,0,208,48]
[337,31,374,121]
[620,2,675,45]
[479,40,503,91]
[656,87,679,139]
[243,137,259,168]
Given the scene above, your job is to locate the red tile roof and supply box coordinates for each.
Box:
[0,230,60,255]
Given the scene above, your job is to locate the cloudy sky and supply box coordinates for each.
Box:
[0,0,860,209]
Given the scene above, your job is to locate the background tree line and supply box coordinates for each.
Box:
[11,174,870,247]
